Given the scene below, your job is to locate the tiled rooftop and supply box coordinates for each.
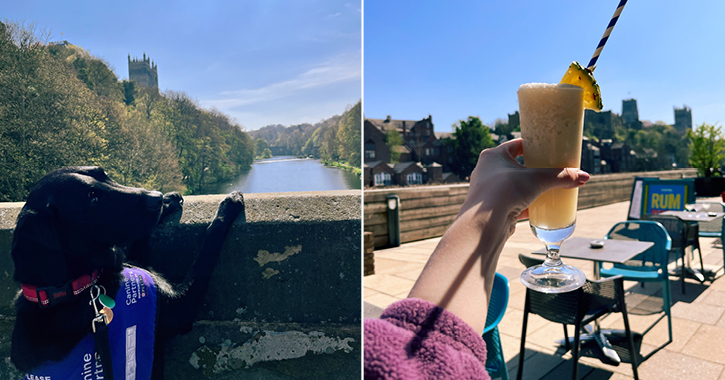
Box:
[364,199,725,379]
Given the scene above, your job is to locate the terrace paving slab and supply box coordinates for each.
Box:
[681,324,725,365]
[671,301,725,325]
[365,198,725,379]
[636,349,724,380]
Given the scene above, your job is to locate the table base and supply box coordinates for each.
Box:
[556,325,624,364]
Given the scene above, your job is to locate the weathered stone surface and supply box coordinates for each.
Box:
[0,191,361,379]
[166,321,360,379]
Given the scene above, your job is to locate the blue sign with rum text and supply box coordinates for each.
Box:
[628,178,695,219]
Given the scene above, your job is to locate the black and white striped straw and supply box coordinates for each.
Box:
[587,0,628,71]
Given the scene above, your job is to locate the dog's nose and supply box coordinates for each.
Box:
[146,191,163,210]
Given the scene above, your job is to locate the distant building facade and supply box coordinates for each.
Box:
[621,99,642,130]
[128,53,158,89]
[508,111,520,129]
[366,96,692,186]
[366,115,442,164]
[584,109,622,140]
[48,40,71,47]
[622,99,639,124]
[364,161,395,187]
[581,137,602,174]
[674,105,693,132]
[364,115,460,187]
[364,120,390,164]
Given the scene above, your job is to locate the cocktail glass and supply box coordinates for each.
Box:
[518,83,586,293]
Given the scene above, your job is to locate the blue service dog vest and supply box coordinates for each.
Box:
[25,267,157,380]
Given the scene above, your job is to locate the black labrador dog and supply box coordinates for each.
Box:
[10,166,244,379]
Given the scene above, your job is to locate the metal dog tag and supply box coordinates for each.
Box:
[100,307,114,324]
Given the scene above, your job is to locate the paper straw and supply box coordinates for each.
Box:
[587,0,628,71]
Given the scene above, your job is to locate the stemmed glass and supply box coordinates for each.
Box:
[520,216,586,293]
[517,83,587,293]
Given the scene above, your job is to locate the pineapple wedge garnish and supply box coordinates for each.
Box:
[560,61,603,111]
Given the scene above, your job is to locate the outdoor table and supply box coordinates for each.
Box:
[661,210,725,223]
[531,236,654,364]
[531,236,654,278]
[660,210,725,282]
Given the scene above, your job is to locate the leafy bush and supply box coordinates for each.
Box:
[688,123,725,177]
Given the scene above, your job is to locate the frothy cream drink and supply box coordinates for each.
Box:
[518,83,584,230]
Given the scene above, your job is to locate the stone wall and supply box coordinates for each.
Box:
[364,169,697,249]
[0,191,361,379]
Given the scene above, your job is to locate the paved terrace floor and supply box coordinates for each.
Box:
[364,199,725,379]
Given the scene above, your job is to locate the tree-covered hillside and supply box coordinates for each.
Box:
[251,101,361,173]
[0,21,257,200]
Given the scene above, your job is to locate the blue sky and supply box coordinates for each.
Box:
[364,0,725,133]
[3,0,361,130]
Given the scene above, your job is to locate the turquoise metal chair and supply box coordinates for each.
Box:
[646,214,702,293]
[483,273,510,380]
[598,220,673,343]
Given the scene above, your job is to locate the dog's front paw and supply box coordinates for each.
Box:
[162,192,184,218]
[215,191,245,224]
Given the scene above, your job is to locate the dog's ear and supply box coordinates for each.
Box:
[11,205,68,287]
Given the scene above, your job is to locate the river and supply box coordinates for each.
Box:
[200,156,361,194]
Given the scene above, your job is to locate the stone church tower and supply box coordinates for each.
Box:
[674,105,692,132]
[128,53,158,89]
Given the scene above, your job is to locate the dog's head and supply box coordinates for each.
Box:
[12,166,164,287]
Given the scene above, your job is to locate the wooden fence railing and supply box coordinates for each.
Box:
[364,169,697,249]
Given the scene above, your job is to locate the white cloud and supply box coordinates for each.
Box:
[200,51,361,110]
[228,98,355,131]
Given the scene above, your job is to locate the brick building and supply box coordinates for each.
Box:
[364,115,459,187]
[363,161,396,187]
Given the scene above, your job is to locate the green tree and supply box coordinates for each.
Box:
[336,101,361,167]
[255,138,269,157]
[384,129,404,164]
[255,138,272,158]
[613,121,690,171]
[319,123,339,162]
[105,105,185,192]
[688,123,725,177]
[493,118,514,141]
[445,116,495,179]
[301,127,322,157]
[0,20,107,201]
[122,80,136,105]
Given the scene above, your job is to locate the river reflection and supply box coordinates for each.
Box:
[200,156,361,195]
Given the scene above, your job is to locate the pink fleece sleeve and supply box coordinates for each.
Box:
[364,298,490,380]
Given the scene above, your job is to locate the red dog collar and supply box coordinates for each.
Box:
[21,270,100,308]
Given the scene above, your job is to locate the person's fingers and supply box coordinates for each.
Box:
[499,138,524,159]
[532,167,590,193]
[560,168,590,186]
[478,138,524,168]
